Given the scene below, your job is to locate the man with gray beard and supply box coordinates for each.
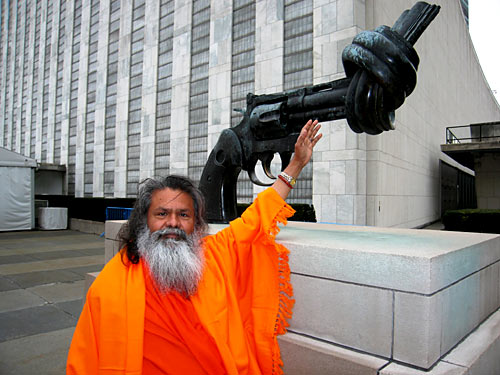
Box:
[136,224,204,297]
[68,120,322,375]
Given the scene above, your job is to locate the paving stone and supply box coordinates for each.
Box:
[0,289,47,313]
[0,305,77,343]
[0,241,104,256]
[56,299,85,320]
[74,247,103,256]
[0,254,104,275]
[28,280,86,303]
[4,269,84,288]
[0,276,19,292]
[28,249,94,261]
[0,254,38,264]
[66,264,104,277]
[0,327,75,375]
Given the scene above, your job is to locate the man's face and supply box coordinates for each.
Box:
[147,188,196,236]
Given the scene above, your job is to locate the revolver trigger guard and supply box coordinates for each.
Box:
[261,153,276,180]
[248,168,274,187]
[262,162,276,180]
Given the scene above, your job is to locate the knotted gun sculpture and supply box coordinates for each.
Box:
[199,2,440,223]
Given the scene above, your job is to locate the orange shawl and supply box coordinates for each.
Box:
[67,187,295,374]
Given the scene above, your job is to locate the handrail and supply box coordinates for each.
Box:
[445,121,500,144]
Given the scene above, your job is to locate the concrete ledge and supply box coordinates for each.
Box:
[279,332,388,375]
[70,218,105,236]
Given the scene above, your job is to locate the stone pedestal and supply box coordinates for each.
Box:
[278,222,500,373]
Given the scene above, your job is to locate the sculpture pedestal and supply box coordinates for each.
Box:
[278,222,500,374]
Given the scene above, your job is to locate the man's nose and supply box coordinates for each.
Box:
[164,214,180,228]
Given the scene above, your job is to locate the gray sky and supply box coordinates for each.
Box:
[469,0,500,104]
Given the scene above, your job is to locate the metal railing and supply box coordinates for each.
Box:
[446,121,500,144]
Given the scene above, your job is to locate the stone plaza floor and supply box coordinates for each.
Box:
[0,230,104,375]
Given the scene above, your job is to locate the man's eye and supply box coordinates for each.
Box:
[180,212,189,218]
[157,212,166,217]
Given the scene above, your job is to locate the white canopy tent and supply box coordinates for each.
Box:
[0,147,37,231]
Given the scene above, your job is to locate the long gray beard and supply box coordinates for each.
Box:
[137,225,204,297]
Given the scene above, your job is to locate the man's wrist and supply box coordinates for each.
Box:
[278,172,296,189]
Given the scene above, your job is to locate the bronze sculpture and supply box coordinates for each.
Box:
[199,2,440,223]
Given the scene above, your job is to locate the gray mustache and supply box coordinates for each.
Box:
[153,227,188,241]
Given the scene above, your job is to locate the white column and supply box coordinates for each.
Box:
[24,3,37,158]
[114,0,132,197]
[139,0,160,181]
[75,0,91,197]
[15,0,27,154]
[93,0,110,197]
[60,0,75,193]
[169,0,192,176]
[0,1,10,147]
[35,0,48,161]
[6,0,18,150]
[46,0,61,164]
[312,0,367,225]
[207,0,232,152]
[254,0,283,95]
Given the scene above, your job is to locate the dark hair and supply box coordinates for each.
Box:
[118,175,207,264]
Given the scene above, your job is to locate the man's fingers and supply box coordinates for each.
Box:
[312,133,323,146]
[299,119,321,147]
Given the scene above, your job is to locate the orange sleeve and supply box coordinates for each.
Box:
[198,188,296,375]
[206,188,295,277]
[230,187,295,243]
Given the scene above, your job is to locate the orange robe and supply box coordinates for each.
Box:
[67,187,295,375]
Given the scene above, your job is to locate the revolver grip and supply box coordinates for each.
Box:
[199,129,243,223]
